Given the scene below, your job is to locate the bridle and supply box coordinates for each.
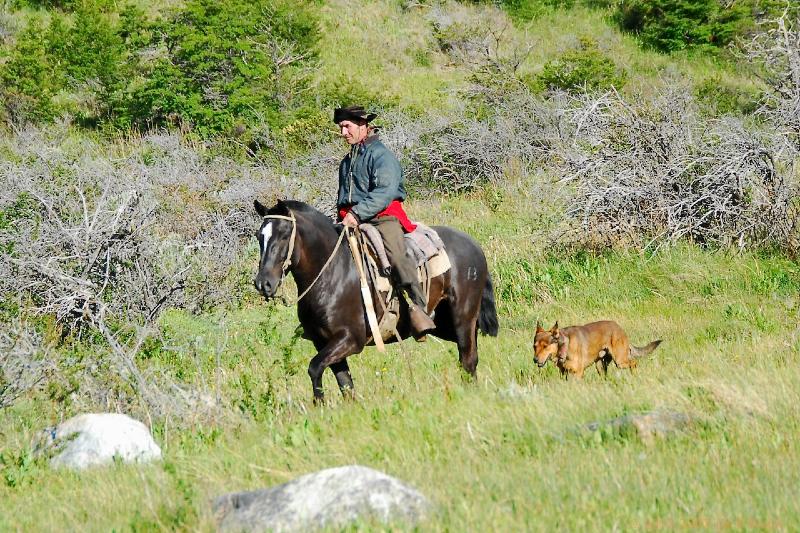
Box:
[260,213,297,272]
[259,211,347,305]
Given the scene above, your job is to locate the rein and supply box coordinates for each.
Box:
[261,212,347,305]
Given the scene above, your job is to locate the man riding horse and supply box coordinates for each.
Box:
[334,105,437,338]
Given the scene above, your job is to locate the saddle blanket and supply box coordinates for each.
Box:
[358,222,451,293]
[359,222,445,268]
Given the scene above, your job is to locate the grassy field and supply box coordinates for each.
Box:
[2,194,800,531]
[1,0,798,530]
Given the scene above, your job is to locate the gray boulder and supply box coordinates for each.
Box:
[212,465,430,532]
[37,413,161,469]
[584,410,692,443]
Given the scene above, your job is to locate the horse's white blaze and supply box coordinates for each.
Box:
[260,222,273,259]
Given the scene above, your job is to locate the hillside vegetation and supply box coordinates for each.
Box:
[1,0,800,530]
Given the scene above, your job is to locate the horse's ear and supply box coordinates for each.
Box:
[275,198,290,214]
[536,321,544,333]
[254,199,268,217]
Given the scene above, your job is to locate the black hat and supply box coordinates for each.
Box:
[333,105,377,124]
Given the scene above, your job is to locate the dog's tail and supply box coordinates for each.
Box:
[478,275,499,337]
[631,339,662,358]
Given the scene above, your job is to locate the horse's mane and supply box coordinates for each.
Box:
[277,200,338,232]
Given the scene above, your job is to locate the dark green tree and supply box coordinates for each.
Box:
[614,0,752,53]
[124,0,319,135]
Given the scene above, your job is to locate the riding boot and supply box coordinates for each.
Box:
[408,303,436,338]
[406,291,436,339]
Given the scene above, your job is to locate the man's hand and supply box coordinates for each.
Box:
[342,212,359,228]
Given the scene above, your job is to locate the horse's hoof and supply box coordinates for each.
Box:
[415,335,427,343]
[341,387,356,401]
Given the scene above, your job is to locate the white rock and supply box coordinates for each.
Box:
[213,465,429,532]
[37,413,162,469]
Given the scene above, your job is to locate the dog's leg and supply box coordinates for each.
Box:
[601,354,611,376]
[610,339,637,373]
[595,355,611,377]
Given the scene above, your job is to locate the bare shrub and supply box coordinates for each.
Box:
[1,167,175,327]
[429,2,517,67]
[0,126,336,322]
[0,320,53,409]
[737,6,800,150]
[428,1,532,99]
[0,128,257,417]
[403,115,508,193]
[0,124,348,417]
[0,149,192,414]
[275,139,342,216]
[0,4,17,42]
[396,93,564,193]
[560,86,797,249]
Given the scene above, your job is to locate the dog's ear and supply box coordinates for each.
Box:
[551,322,559,336]
[536,321,544,333]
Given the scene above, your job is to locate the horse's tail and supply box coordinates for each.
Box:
[478,275,499,336]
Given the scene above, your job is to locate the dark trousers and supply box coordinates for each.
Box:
[370,216,427,309]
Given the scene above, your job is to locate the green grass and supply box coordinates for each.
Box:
[313,1,761,117]
[0,0,796,528]
[2,195,800,531]
[315,0,468,114]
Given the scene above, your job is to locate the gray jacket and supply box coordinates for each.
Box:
[337,134,407,221]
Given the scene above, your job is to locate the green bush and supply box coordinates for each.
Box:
[695,76,761,116]
[500,0,576,21]
[121,0,320,136]
[534,38,626,93]
[10,0,119,11]
[464,0,575,22]
[0,0,321,138]
[1,3,134,124]
[613,0,753,53]
[1,20,60,122]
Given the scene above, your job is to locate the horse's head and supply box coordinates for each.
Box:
[254,199,296,299]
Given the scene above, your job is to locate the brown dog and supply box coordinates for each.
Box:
[533,320,661,379]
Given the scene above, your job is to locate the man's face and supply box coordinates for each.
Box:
[339,119,368,145]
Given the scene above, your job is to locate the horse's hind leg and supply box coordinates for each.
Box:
[455,320,478,378]
[330,359,355,399]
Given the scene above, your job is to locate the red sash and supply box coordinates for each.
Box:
[338,200,417,233]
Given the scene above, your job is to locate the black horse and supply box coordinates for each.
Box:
[254,199,498,402]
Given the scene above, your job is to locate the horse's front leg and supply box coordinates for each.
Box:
[308,333,359,404]
[330,360,355,400]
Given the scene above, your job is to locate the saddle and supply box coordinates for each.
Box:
[356,222,451,342]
